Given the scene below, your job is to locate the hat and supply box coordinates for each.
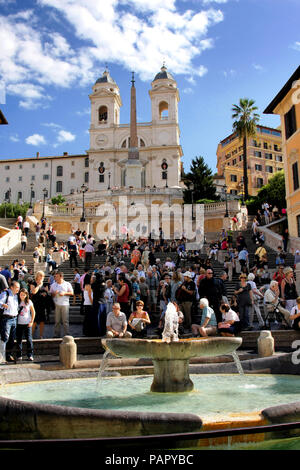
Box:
[183,271,192,278]
[296,250,300,254]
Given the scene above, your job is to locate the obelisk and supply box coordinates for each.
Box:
[125,72,142,187]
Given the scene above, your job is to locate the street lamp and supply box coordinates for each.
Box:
[165,173,168,188]
[108,172,111,190]
[80,183,88,222]
[42,188,47,219]
[29,182,34,208]
[223,184,229,217]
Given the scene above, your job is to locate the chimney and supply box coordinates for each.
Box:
[36,152,40,158]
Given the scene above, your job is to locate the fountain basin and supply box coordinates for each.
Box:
[102,337,242,392]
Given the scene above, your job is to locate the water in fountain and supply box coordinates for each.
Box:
[231,351,244,375]
[96,350,111,392]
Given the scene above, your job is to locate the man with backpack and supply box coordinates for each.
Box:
[0,281,20,363]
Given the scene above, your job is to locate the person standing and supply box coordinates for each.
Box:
[16,288,35,361]
[178,272,196,331]
[281,267,298,313]
[198,269,223,323]
[20,232,27,253]
[68,240,78,268]
[0,281,20,363]
[282,228,289,253]
[50,272,73,338]
[84,242,94,270]
[234,274,253,331]
[30,271,49,339]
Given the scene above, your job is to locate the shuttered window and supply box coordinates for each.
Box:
[285,106,297,140]
[292,162,299,191]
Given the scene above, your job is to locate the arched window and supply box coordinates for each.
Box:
[159,101,169,120]
[57,166,63,177]
[121,139,127,148]
[140,138,145,147]
[56,181,63,193]
[99,106,108,122]
[85,157,89,168]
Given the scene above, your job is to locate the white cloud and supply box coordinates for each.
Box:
[183,87,194,94]
[26,134,47,146]
[0,0,226,108]
[76,108,90,116]
[253,63,264,71]
[54,129,76,147]
[291,41,300,51]
[223,69,236,78]
[9,134,20,143]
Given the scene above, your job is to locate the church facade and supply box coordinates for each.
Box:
[0,66,185,206]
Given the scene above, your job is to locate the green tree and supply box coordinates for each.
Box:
[183,156,218,203]
[246,170,286,214]
[51,194,65,205]
[232,98,260,200]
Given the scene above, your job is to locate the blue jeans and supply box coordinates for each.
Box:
[16,324,33,358]
[0,316,17,359]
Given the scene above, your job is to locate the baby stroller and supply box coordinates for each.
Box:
[263,301,290,330]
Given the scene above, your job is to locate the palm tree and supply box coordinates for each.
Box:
[232,98,260,201]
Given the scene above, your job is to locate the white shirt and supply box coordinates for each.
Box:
[18,300,33,325]
[223,309,239,323]
[50,281,73,306]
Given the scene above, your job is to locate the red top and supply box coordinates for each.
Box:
[117,283,130,303]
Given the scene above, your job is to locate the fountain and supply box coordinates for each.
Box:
[102,302,242,393]
[102,336,242,393]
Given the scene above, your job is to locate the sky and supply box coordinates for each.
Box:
[0,0,299,174]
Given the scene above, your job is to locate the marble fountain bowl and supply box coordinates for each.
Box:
[102,337,242,393]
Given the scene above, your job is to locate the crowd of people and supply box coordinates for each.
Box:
[0,214,300,364]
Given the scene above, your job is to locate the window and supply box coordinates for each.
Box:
[121,139,127,148]
[99,174,104,183]
[274,144,279,151]
[71,161,75,166]
[276,155,283,162]
[266,166,273,173]
[32,163,35,168]
[292,162,299,191]
[31,175,35,181]
[31,191,35,199]
[255,164,262,171]
[5,165,10,170]
[257,178,264,188]
[230,189,238,195]
[5,177,9,182]
[230,174,237,182]
[265,153,273,160]
[285,105,297,140]
[43,175,49,180]
[18,192,22,200]
[71,173,75,179]
[159,101,169,120]
[239,155,243,161]
[140,138,145,147]
[99,106,108,122]
[84,172,89,183]
[57,166,63,177]
[56,181,63,193]
[254,151,262,158]
[19,164,22,169]
[84,157,89,168]
[232,159,237,165]
[263,142,268,149]
[45,162,48,167]
[18,176,22,181]
[297,215,300,237]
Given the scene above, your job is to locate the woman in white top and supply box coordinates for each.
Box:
[16,288,35,361]
[218,303,240,337]
[82,274,94,336]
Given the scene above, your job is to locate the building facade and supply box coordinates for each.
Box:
[264,66,300,240]
[0,66,184,205]
[216,124,284,198]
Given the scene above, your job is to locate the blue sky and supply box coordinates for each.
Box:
[0,0,299,174]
